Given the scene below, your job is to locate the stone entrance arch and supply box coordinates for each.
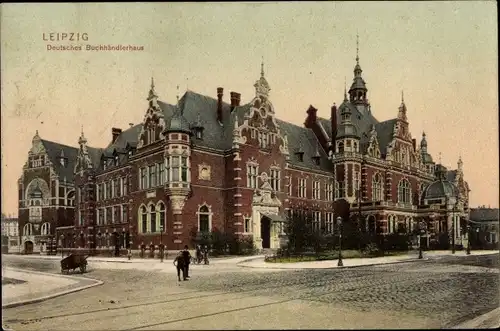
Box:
[251,179,286,250]
[24,241,34,254]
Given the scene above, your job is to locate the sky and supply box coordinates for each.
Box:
[1,2,498,216]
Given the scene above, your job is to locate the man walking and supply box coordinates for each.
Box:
[182,245,192,279]
[173,251,186,281]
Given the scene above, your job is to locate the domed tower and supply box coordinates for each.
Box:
[348,34,368,111]
[419,132,435,174]
[423,164,461,247]
[334,103,361,203]
[163,86,192,248]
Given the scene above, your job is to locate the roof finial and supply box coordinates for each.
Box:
[401,90,404,103]
[186,77,189,91]
[343,76,347,101]
[438,152,442,164]
[356,33,360,65]
[261,56,265,77]
[35,130,39,136]
[151,76,155,90]
[176,85,180,104]
[81,125,84,137]
[422,131,426,137]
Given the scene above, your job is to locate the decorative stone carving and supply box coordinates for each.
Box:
[170,196,186,215]
[260,172,269,184]
[25,178,50,200]
[198,164,211,181]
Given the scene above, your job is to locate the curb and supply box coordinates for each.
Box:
[451,307,500,329]
[2,268,104,309]
[237,257,429,270]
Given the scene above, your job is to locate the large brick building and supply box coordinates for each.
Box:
[18,52,471,254]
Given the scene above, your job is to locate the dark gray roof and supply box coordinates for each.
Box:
[424,180,458,199]
[276,119,333,172]
[470,208,499,222]
[41,139,79,182]
[422,152,433,163]
[318,102,399,157]
[446,170,457,182]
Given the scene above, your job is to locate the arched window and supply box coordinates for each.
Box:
[338,141,344,153]
[140,206,147,233]
[41,222,50,235]
[387,216,395,234]
[158,202,166,232]
[398,179,411,204]
[198,205,211,233]
[150,204,156,233]
[372,173,383,202]
[353,142,358,152]
[23,223,33,236]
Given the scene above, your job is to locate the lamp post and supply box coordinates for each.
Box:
[160,224,164,262]
[337,216,343,267]
[466,222,471,255]
[60,234,64,258]
[418,221,426,259]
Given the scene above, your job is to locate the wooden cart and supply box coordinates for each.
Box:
[61,253,88,274]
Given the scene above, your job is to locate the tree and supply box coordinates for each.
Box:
[284,210,312,254]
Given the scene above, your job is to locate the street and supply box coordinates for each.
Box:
[2,253,499,330]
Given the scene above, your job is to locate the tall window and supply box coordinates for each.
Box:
[244,217,252,233]
[140,167,147,190]
[113,206,120,223]
[198,205,210,233]
[112,179,118,198]
[105,181,111,199]
[170,156,189,182]
[270,169,280,191]
[78,210,84,226]
[123,177,128,196]
[312,181,321,200]
[335,180,345,199]
[372,173,383,201]
[106,207,112,225]
[247,164,258,189]
[312,211,321,231]
[158,202,166,232]
[99,183,104,201]
[325,183,333,201]
[338,141,344,153]
[354,171,360,192]
[23,223,33,236]
[325,213,334,233]
[118,178,123,197]
[398,179,411,204]
[41,222,50,235]
[388,216,396,234]
[158,162,165,185]
[150,205,156,233]
[98,208,104,225]
[166,158,170,182]
[96,185,100,201]
[122,204,128,223]
[258,132,269,149]
[149,165,156,187]
[141,206,147,233]
[288,179,293,196]
[298,178,306,198]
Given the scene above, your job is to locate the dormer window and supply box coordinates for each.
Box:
[296,152,304,162]
[312,156,320,166]
[114,156,119,166]
[194,128,203,140]
[128,150,133,157]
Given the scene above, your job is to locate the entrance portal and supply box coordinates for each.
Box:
[260,217,271,249]
[24,241,34,254]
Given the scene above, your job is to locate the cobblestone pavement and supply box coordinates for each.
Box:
[2,253,498,330]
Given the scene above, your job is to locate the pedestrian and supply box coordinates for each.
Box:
[182,245,192,278]
[173,251,186,281]
[203,245,209,265]
[195,244,202,264]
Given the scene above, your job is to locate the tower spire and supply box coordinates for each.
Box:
[261,56,265,77]
[344,76,347,101]
[401,90,404,103]
[176,84,180,105]
[356,32,359,65]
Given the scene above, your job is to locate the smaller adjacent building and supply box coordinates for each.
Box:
[1,216,20,253]
[469,207,499,245]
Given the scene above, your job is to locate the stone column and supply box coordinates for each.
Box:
[170,195,186,250]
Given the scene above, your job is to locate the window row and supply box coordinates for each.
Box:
[137,203,211,234]
[96,204,129,225]
[286,210,335,233]
[250,129,277,149]
[387,216,415,234]
[290,179,334,201]
[23,222,51,236]
[139,156,189,190]
[96,177,128,201]
[246,166,282,191]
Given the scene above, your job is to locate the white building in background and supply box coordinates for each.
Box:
[1,215,21,253]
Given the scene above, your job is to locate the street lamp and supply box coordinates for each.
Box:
[337,216,343,267]
[160,224,164,263]
[466,222,471,255]
[418,221,426,259]
[60,234,65,258]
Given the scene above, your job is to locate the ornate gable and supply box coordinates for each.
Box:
[137,78,167,148]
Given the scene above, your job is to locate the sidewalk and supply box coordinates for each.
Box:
[236,250,498,270]
[452,307,500,329]
[2,267,103,308]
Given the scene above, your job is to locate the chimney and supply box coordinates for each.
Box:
[331,103,338,151]
[128,123,134,127]
[305,105,318,127]
[112,128,122,143]
[217,87,224,123]
[412,138,417,152]
[230,92,241,112]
